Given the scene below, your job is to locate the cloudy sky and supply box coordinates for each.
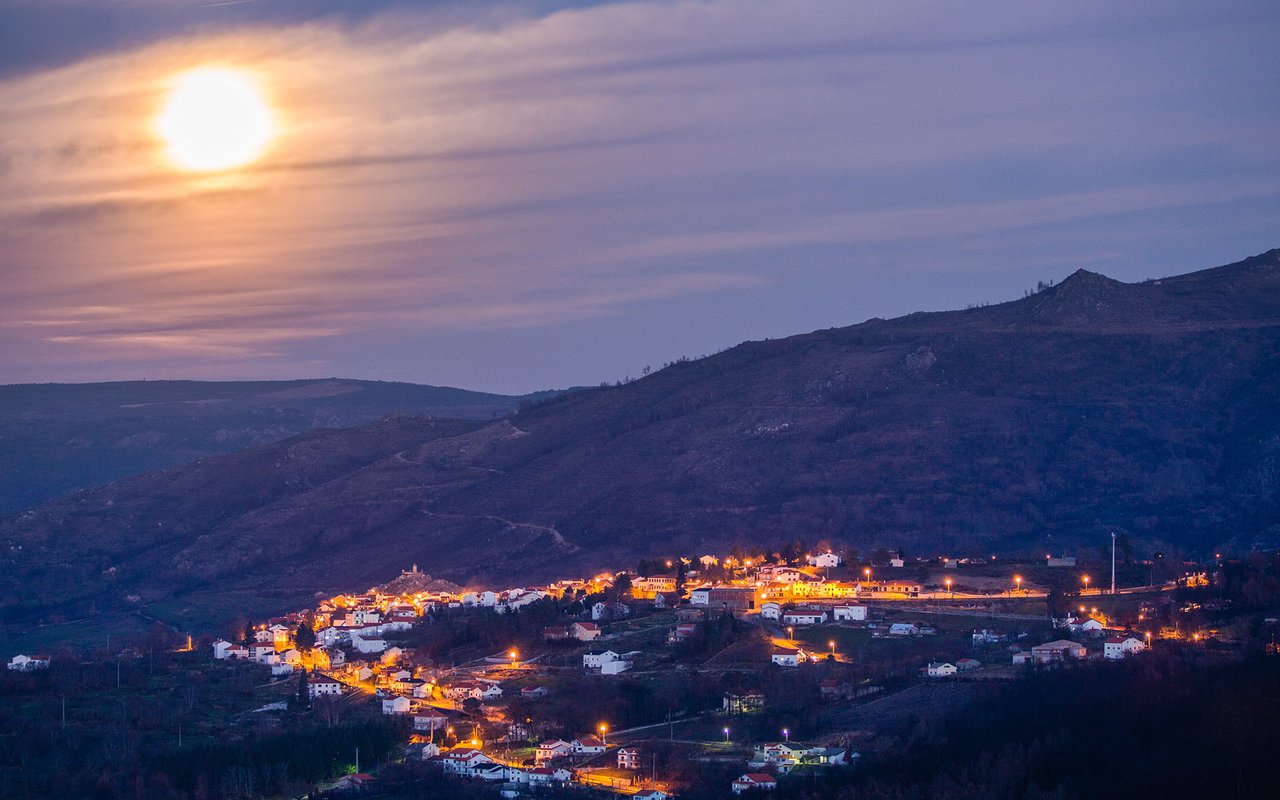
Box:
[2,0,1278,393]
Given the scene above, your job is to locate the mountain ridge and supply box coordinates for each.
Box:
[2,249,1277,640]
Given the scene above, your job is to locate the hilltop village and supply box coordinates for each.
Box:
[142,547,1239,798]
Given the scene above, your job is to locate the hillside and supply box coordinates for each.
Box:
[0,378,548,515]
[2,250,1278,638]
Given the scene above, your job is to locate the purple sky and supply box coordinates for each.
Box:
[1,0,1278,393]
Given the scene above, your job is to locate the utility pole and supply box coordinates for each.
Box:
[1111,531,1117,595]
[61,696,66,729]
[355,746,360,774]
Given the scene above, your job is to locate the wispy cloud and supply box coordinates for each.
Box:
[0,0,1277,390]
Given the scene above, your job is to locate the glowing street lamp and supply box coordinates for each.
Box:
[509,648,519,667]
[945,578,953,598]
[829,640,836,657]
[723,726,730,743]
[787,626,794,643]
[864,567,871,581]
[782,727,790,742]
[1014,575,1022,594]
[599,722,608,745]
[1082,575,1090,593]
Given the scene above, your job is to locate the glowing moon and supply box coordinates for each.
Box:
[156,67,275,171]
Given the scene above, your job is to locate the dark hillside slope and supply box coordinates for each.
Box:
[0,378,542,515]
[2,250,1277,631]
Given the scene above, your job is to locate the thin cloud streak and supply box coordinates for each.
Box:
[0,0,1277,391]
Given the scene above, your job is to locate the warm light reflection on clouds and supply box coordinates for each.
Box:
[0,1,1277,389]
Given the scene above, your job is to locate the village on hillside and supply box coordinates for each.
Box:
[5,544,1217,797]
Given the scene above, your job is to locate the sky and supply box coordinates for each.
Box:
[1,1,1278,394]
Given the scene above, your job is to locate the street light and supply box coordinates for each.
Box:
[1082,574,1090,594]
[1014,575,1022,594]
[829,640,836,657]
[787,626,794,643]
[723,727,730,743]
[509,648,519,666]
[599,722,608,745]
[782,728,790,742]
[945,578,952,598]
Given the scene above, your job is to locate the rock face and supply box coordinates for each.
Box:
[2,250,1278,630]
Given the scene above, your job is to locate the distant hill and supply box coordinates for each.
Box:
[0,378,554,516]
[2,250,1277,640]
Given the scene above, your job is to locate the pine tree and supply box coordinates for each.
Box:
[294,669,310,710]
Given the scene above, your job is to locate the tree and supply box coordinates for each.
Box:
[613,573,633,601]
[295,617,316,651]
[292,669,310,711]
[676,560,688,595]
[241,622,253,648]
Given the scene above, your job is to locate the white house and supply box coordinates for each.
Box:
[771,645,807,667]
[1069,617,1106,635]
[782,610,827,626]
[759,602,783,620]
[809,553,841,569]
[250,643,276,662]
[437,749,494,776]
[527,766,573,785]
[618,747,643,770]
[1104,636,1147,660]
[569,622,601,641]
[634,791,670,800]
[832,604,867,622]
[271,663,295,676]
[7,654,50,672]
[689,586,713,606]
[731,773,778,794]
[889,557,906,568]
[351,633,388,654]
[572,736,606,754]
[382,695,413,715]
[478,591,498,607]
[316,627,344,648]
[536,740,574,762]
[888,622,919,636]
[309,677,345,698]
[211,640,234,660]
[583,650,621,669]
[925,662,957,678]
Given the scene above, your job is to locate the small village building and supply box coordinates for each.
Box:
[771,645,807,667]
[888,622,919,636]
[572,736,605,754]
[351,633,388,654]
[809,552,841,569]
[956,658,981,671]
[583,650,621,669]
[569,622,601,641]
[617,747,644,770]
[1031,639,1088,664]
[7,654,51,672]
[925,662,957,678]
[1104,636,1147,659]
[708,586,758,611]
[759,602,783,620]
[832,604,867,622]
[689,586,713,605]
[782,609,827,626]
[309,677,345,698]
[723,692,767,714]
[382,696,413,715]
[536,740,574,762]
[731,773,778,794]
[521,685,549,699]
